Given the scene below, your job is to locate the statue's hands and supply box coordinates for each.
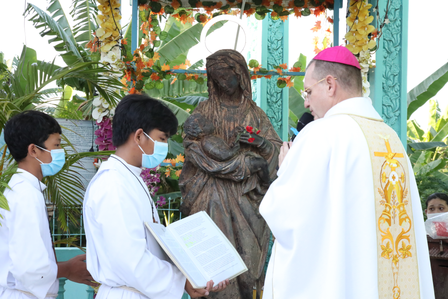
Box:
[239,133,264,147]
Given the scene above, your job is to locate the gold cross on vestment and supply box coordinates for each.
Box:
[374,134,404,158]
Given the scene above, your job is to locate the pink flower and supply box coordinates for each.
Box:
[156,196,167,208]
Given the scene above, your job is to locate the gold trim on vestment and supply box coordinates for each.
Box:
[350,115,420,299]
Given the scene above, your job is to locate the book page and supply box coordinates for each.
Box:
[145,222,205,287]
[169,212,247,286]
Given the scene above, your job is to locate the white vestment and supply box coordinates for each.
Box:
[259,97,434,299]
[0,169,58,299]
[83,155,186,299]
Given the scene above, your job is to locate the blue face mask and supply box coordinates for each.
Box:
[138,132,168,169]
[35,146,66,177]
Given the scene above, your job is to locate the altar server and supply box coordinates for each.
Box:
[0,111,95,299]
[260,46,435,299]
[83,94,228,299]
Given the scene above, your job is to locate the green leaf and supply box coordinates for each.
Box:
[26,3,84,66]
[416,159,443,176]
[432,120,448,142]
[293,53,306,92]
[407,120,424,141]
[289,86,307,118]
[70,0,99,47]
[407,61,448,119]
[158,20,227,62]
[159,99,191,126]
[408,142,447,151]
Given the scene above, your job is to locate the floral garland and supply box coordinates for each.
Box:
[344,0,385,97]
[90,0,124,150]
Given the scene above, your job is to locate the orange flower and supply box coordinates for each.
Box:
[244,8,256,17]
[286,76,294,87]
[262,0,270,6]
[198,14,208,23]
[186,16,195,24]
[279,14,288,21]
[289,66,301,72]
[371,28,378,39]
[172,0,180,10]
[326,28,332,34]
[175,169,182,177]
[153,52,160,61]
[251,75,258,80]
[327,16,334,23]
[129,87,137,94]
[264,75,272,79]
[314,5,324,16]
[146,59,155,68]
[121,38,128,45]
[150,73,160,81]
[176,154,185,163]
[294,7,302,17]
[165,168,171,177]
[271,11,278,18]
[150,31,157,42]
[314,46,322,54]
[311,21,321,32]
[171,77,178,85]
[161,63,170,71]
[214,1,222,9]
[194,74,199,80]
[253,65,262,73]
[288,0,294,7]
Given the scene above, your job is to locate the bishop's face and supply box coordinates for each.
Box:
[303,63,332,119]
[211,67,240,96]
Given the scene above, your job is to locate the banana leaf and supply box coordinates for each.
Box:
[407,61,448,119]
[158,20,227,62]
[408,142,447,151]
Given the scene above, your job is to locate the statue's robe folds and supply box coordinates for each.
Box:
[260,97,434,299]
[180,101,282,299]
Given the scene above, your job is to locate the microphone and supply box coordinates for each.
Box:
[291,112,314,141]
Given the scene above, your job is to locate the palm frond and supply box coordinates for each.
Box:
[46,0,77,44]
[26,3,84,66]
[71,0,98,47]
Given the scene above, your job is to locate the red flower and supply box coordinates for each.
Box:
[256,130,261,134]
[248,137,255,143]
[246,126,253,133]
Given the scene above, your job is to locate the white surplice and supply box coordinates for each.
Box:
[259,97,434,299]
[83,155,186,299]
[0,169,58,299]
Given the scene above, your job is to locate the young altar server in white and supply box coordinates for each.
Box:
[83,94,229,299]
[260,46,435,299]
[0,111,96,299]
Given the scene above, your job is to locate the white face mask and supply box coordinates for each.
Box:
[427,212,447,219]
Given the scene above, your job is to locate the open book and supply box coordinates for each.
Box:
[145,211,248,288]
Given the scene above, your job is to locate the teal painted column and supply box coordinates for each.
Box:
[259,15,289,141]
[57,278,67,299]
[370,0,408,146]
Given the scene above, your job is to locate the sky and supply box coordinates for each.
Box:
[0,0,446,129]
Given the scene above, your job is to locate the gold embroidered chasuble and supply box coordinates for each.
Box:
[350,115,420,299]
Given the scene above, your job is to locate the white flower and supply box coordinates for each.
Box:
[109,107,116,116]
[92,106,109,122]
[94,159,102,169]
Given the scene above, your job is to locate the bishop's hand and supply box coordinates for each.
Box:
[239,133,265,147]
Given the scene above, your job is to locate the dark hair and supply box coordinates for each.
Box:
[112,94,178,147]
[309,60,362,95]
[4,110,61,162]
[426,193,448,208]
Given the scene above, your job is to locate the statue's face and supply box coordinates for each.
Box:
[211,67,240,96]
